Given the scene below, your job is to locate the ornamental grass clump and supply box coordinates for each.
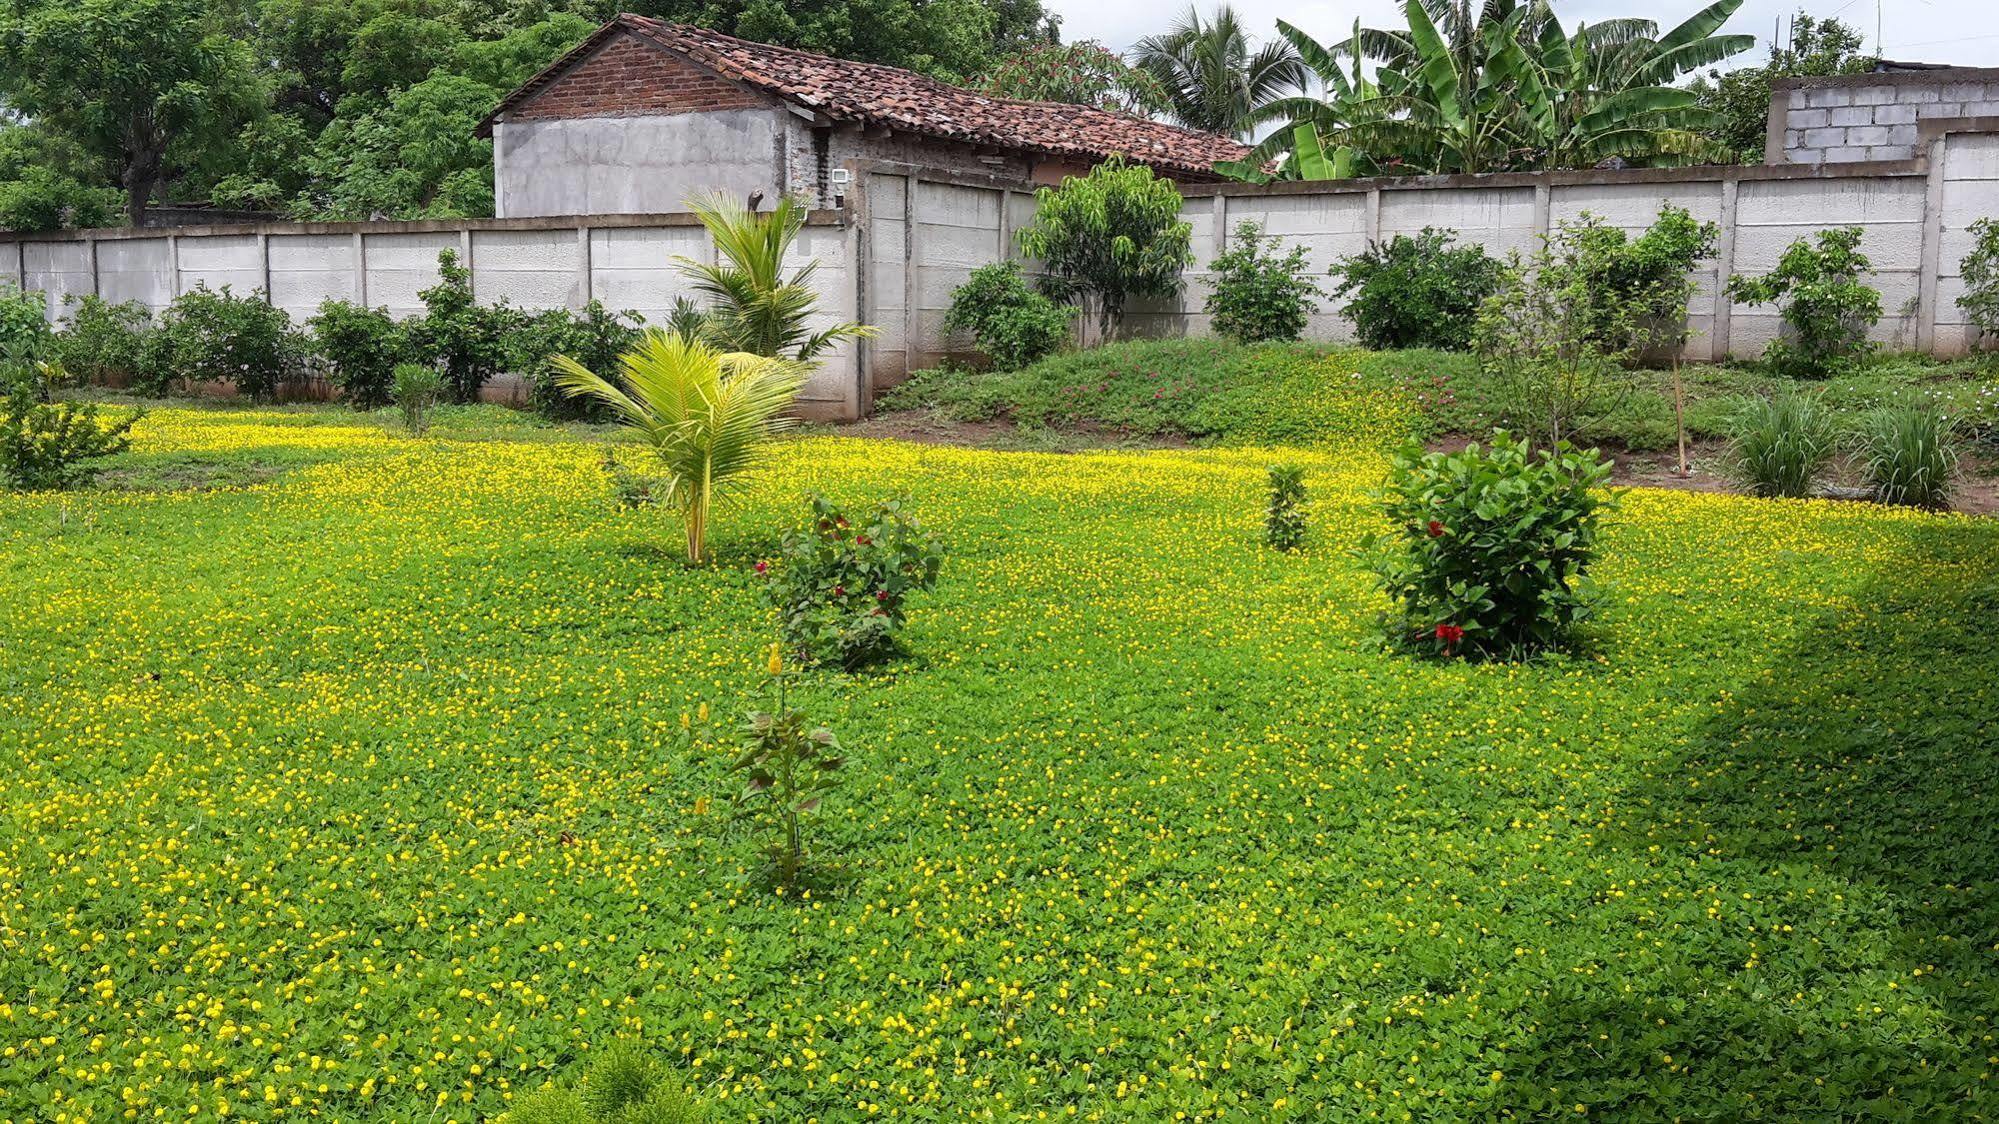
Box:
[1359,433,1615,659]
[1264,463,1306,551]
[1725,391,1839,499]
[498,1041,709,1124]
[765,493,945,669]
[1851,404,1961,510]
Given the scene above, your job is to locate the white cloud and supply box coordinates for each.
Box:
[1049,0,1999,70]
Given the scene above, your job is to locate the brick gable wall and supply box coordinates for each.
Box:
[511,31,767,121]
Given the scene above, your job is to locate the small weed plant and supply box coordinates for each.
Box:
[766,493,945,669]
[728,644,846,891]
[1359,433,1615,659]
[1264,463,1306,551]
[1,359,138,490]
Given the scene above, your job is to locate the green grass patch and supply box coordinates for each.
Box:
[887,340,1999,454]
[3,409,1997,1121]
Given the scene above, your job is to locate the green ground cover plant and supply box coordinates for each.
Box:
[2,405,1996,1121]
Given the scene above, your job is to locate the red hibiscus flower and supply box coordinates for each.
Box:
[1426,520,1446,538]
[754,560,768,574]
[1434,622,1465,649]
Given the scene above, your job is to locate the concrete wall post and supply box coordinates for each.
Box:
[1917,134,1948,354]
[1712,177,1740,362]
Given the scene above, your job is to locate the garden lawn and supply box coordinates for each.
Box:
[3,406,1998,1122]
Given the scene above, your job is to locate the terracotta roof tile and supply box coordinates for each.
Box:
[482,14,1250,178]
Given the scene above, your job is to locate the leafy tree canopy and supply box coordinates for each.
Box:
[0,0,1051,230]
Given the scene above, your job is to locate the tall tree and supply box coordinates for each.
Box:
[0,0,266,224]
[974,40,1169,115]
[1131,5,1307,138]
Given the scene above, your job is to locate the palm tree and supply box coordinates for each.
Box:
[1130,5,1307,139]
[677,193,877,364]
[551,332,805,564]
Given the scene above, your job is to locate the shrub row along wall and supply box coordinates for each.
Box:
[7,126,1998,418]
[0,212,866,418]
[862,124,1999,390]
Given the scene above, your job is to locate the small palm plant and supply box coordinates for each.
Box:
[678,193,877,363]
[551,331,804,563]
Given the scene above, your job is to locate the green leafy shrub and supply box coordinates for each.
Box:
[499,1041,708,1124]
[1563,205,1718,357]
[56,294,155,387]
[725,644,848,891]
[1476,227,1637,449]
[1359,433,1615,659]
[1956,217,1999,350]
[766,493,945,670]
[0,283,51,359]
[308,299,408,410]
[513,302,643,422]
[412,248,520,403]
[150,285,307,401]
[1015,156,1192,335]
[944,260,1074,370]
[1204,222,1327,345]
[1329,228,1502,351]
[1724,392,1840,498]
[1264,463,1306,551]
[391,362,442,436]
[1,361,138,489]
[1726,227,1881,377]
[1851,404,1961,509]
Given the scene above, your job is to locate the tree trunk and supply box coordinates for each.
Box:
[122,118,165,227]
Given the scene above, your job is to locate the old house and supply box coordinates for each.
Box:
[475,14,1252,218]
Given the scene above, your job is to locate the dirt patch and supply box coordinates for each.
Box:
[822,409,1186,453]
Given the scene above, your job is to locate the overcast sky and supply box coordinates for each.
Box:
[1047,0,1999,70]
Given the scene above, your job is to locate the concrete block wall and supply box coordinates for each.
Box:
[1,213,864,417]
[1775,70,1999,165]
[862,124,1999,383]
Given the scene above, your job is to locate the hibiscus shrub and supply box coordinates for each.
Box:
[766,493,945,670]
[1358,432,1615,659]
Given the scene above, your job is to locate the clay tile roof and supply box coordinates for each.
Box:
[479,13,1251,179]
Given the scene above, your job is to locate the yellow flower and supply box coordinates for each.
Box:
[766,642,783,677]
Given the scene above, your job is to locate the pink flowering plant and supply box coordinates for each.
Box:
[1357,431,1615,659]
[763,493,945,670]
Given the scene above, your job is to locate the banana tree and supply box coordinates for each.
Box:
[1225,0,1754,180]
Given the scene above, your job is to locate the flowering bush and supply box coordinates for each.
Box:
[1359,432,1615,658]
[765,493,944,669]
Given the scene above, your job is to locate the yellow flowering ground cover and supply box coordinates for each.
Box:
[3,406,1997,1122]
